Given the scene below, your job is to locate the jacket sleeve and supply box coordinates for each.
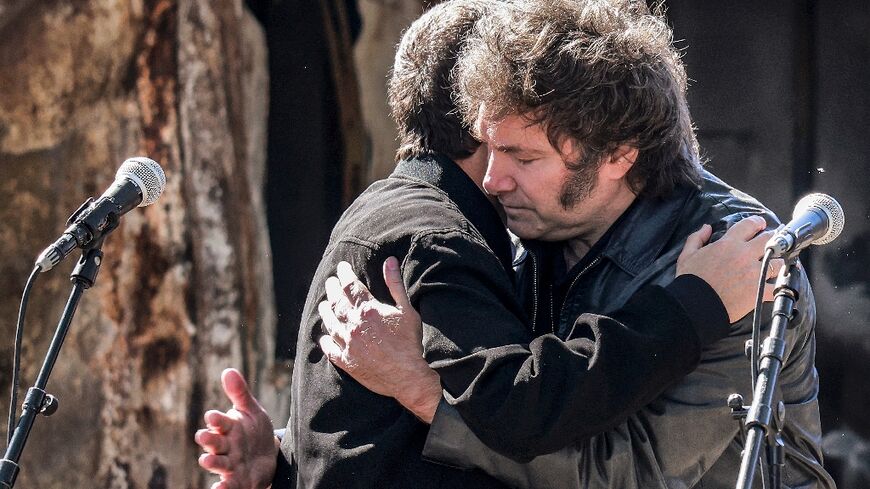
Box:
[422,266,828,489]
[403,230,533,361]
[422,401,667,489]
[285,231,533,488]
[425,273,730,461]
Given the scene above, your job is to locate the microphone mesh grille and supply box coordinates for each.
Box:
[117,157,167,206]
[794,193,845,245]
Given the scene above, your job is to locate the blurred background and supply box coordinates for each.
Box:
[0,0,867,487]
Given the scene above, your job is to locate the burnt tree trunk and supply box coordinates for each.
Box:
[0,1,284,488]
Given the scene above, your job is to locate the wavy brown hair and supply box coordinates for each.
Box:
[388,0,492,162]
[455,0,701,198]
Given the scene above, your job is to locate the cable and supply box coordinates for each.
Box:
[750,248,774,389]
[749,248,774,489]
[7,266,40,447]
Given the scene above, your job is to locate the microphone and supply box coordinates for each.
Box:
[765,193,844,258]
[35,157,166,272]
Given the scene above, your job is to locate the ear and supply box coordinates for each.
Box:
[600,145,637,180]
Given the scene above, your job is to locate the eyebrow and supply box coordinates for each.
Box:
[492,143,546,157]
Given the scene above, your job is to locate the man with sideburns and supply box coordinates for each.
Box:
[318,1,833,488]
[194,1,802,488]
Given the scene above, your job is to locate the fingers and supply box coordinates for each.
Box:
[337,261,374,304]
[204,410,235,434]
[336,261,359,287]
[760,257,783,302]
[745,228,774,257]
[199,452,245,489]
[199,452,232,475]
[325,263,374,322]
[677,224,711,265]
[319,301,348,348]
[766,257,783,280]
[325,276,343,305]
[722,215,767,241]
[325,276,352,325]
[762,281,776,302]
[220,368,258,414]
[195,428,230,455]
[690,224,714,248]
[382,257,412,311]
[318,335,351,372]
[749,229,778,294]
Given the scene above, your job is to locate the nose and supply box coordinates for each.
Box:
[483,151,516,196]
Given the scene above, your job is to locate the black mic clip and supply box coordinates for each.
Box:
[67,197,95,225]
[36,196,123,273]
[65,194,123,248]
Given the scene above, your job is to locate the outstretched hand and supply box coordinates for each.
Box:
[677,215,779,323]
[317,257,442,423]
[195,368,278,489]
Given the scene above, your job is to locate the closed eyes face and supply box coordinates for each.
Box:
[475,107,636,244]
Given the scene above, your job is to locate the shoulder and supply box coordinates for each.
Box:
[685,170,782,236]
[326,175,483,255]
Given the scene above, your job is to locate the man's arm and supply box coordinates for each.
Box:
[429,284,825,489]
[319,218,773,460]
[287,231,535,488]
[420,230,829,488]
[319,257,441,422]
[421,400,665,489]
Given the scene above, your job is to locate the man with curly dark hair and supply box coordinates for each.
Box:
[319,1,834,487]
[194,1,819,487]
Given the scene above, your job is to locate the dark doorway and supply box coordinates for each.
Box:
[246,0,362,360]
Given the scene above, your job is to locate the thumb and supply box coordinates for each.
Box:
[382,256,412,311]
[221,368,259,414]
[679,224,713,263]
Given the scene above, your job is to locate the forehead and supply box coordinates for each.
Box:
[476,112,543,146]
[475,109,575,156]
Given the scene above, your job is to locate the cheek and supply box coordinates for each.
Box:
[515,162,570,207]
[558,166,597,208]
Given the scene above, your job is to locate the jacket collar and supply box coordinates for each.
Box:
[520,180,698,277]
[392,153,515,275]
[602,182,697,276]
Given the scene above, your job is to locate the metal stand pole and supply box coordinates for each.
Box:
[734,257,801,489]
[0,240,104,488]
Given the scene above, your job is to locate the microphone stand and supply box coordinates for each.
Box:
[733,256,802,489]
[0,236,105,488]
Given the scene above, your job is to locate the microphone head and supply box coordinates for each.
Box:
[794,193,844,245]
[117,157,166,207]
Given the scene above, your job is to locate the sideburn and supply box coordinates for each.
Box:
[559,150,602,209]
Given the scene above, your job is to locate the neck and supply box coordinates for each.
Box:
[562,188,637,270]
[562,238,597,271]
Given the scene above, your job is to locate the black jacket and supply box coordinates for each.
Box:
[423,170,835,488]
[280,155,730,488]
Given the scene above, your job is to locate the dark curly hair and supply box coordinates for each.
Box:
[388,0,491,162]
[455,0,701,198]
